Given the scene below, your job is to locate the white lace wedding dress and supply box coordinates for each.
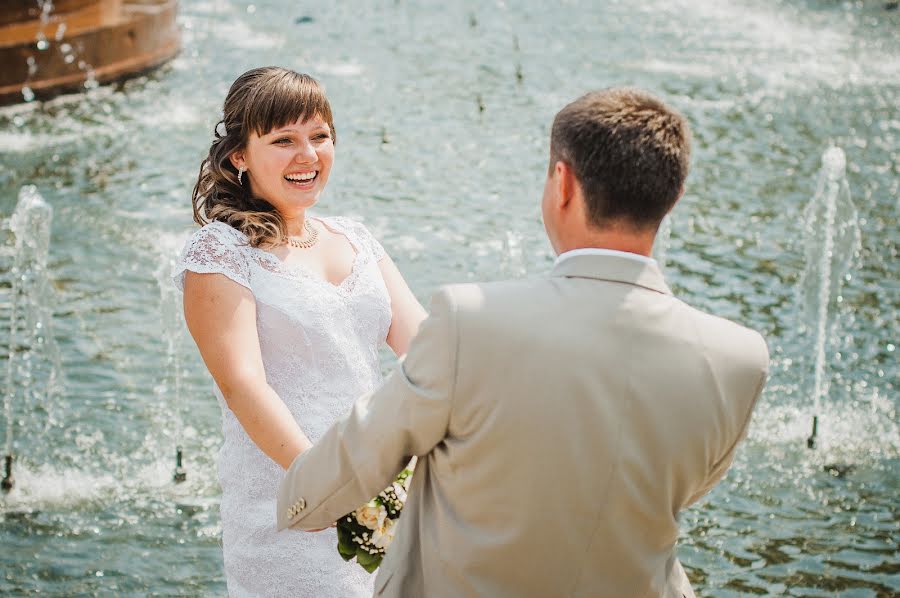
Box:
[174,216,390,597]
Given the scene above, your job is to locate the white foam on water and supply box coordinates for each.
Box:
[391,235,426,253]
[136,99,202,128]
[0,131,80,153]
[674,0,846,51]
[636,59,719,78]
[660,0,899,90]
[1,458,217,513]
[746,388,899,464]
[0,464,119,511]
[213,20,284,49]
[315,62,365,77]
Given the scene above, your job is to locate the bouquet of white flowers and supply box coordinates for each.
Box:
[336,464,414,573]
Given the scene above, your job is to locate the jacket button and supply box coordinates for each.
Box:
[298,498,306,510]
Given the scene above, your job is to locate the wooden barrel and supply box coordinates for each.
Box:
[0,0,99,28]
[0,0,178,105]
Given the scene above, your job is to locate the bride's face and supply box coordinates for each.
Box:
[237,114,335,215]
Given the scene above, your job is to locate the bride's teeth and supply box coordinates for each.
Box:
[285,172,316,182]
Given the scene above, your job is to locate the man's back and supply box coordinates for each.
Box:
[278,86,769,598]
[377,253,768,597]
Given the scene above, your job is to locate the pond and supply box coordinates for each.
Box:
[0,0,897,595]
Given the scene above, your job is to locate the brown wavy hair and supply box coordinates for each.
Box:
[191,67,336,248]
[550,87,690,231]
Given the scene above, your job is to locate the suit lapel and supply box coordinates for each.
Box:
[550,254,673,296]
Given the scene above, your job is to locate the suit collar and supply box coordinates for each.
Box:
[550,253,672,296]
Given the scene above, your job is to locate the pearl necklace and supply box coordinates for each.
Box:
[286,220,319,249]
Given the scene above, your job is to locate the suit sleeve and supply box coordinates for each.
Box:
[276,287,458,531]
[685,333,769,507]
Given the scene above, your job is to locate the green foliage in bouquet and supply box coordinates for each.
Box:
[336,467,413,573]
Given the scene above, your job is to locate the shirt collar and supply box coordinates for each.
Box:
[554,247,657,267]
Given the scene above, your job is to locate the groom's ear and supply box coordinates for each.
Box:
[555,160,577,211]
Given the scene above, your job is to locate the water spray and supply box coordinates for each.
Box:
[156,243,188,485]
[798,147,860,450]
[2,187,54,492]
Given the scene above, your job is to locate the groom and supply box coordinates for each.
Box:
[277,88,768,597]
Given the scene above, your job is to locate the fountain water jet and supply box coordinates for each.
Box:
[155,244,187,483]
[2,186,54,493]
[797,147,861,449]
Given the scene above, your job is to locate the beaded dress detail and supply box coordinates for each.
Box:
[174,217,391,597]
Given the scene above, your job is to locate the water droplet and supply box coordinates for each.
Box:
[888,344,895,352]
[64,54,75,64]
[21,86,35,102]
[246,4,256,13]
[55,23,67,41]
[36,39,50,51]
[60,43,72,53]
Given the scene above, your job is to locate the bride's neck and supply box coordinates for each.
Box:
[282,211,308,237]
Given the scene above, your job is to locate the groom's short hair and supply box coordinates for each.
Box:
[550,88,691,231]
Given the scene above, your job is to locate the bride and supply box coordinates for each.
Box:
[174,67,426,596]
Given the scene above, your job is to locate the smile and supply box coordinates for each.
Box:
[284,171,317,185]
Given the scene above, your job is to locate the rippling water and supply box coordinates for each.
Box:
[1,0,897,595]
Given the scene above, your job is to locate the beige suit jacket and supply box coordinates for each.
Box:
[277,254,768,598]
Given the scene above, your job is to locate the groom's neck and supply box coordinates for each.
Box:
[555,223,656,258]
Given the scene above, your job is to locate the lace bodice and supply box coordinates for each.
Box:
[174,216,391,597]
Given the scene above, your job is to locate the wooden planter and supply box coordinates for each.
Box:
[0,0,180,106]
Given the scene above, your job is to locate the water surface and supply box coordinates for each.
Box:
[1,0,897,595]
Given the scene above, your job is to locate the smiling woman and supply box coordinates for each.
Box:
[173,66,426,596]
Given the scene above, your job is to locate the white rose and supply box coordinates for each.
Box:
[376,505,388,528]
[355,503,380,530]
[372,518,396,549]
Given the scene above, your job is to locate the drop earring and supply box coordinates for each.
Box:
[238,166,245,185]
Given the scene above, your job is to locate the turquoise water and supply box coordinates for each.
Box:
[1,0,897,595]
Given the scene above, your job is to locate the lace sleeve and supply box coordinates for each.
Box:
[172,222,252,292]
[332,217,386,262]
[370,228,387,261]
[363,225,387,262]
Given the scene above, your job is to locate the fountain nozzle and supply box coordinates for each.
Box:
[173,446,186,483]
[807,415,818,450]
[1,454,14,492]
